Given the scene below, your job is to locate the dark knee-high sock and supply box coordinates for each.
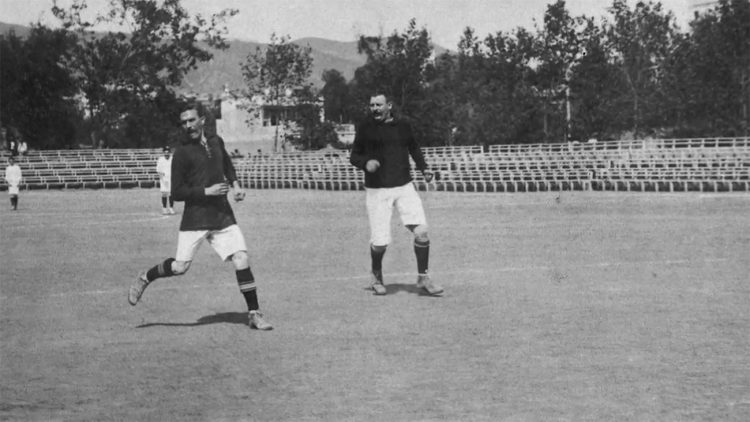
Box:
[371,245,386,274]
[168,197,174,207]
[414,239,430,274]
[237,268,259,311]
[11,196,18,208]
[161,197,167,208]
[145,258,175,283]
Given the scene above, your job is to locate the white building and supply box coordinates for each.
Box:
[200,87,325,154]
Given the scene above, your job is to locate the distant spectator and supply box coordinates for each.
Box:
[4,156,22,210]
[18,141,28,156]
[7,138,17,157]
[156,146,175,215]
[7,127,21,157]
[1,127,7,151]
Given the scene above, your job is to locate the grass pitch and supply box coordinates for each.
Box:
[1,189,749,421]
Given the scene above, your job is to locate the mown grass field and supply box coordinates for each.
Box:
[1,188,749,421]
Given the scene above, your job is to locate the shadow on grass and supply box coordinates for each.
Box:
[362,283,443,297]
[136,311,247,328]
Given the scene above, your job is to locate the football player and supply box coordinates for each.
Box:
[349,92,443,296]
[129,102,272,330]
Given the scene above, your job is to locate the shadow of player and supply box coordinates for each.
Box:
[136,311,248,328]
[362,283,442,297]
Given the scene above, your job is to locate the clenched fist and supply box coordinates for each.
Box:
[365,159,381,173]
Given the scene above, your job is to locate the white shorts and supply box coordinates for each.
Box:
[366,182,427,246]
[159,178,170,194]
[175,224,247,262]
[8,185,19,195]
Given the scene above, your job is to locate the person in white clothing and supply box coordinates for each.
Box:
[4,156,22,210]
[156,146,175,214]
[17,141,28,156]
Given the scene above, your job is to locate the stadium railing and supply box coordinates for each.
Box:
[2,138,749,192]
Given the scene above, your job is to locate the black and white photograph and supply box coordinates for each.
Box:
[1,0,749,420]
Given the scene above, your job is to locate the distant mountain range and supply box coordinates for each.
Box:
[1,21,448,95]
[178,36,369,94]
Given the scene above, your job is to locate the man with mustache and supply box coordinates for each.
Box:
[128,102,273,330]
[350,92,443,296]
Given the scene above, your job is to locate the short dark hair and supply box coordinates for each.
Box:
[181,100,206,117]
[370,91,394,103]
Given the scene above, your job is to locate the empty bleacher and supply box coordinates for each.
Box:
[241,137,750,193]
[1,148,163,190]
[2,137,749,192]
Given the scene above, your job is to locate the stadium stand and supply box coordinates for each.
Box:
[1,148,162,190]
[2,137,749,192]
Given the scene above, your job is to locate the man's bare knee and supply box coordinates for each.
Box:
[412,224,429,243]
[172,260,191,275]
[230,251,249,269]
[371,243,387,253]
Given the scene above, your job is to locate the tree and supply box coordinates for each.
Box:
[52,0,237,147]
[320,69,353,123]
[663,0,750,136]
[353,19,432,111]
[479,27,541,144]
[0,26,81,149]
[350,19,437,143]
[432,26,540,146]
[535,0,591,141]
[605,0,679,136]
[240,33,314,152]
[568,28,629,140]
[284,104,341,150]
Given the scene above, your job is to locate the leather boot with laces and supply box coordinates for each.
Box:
[128,272,150,305]
[417,273,443,296]
[370,270,387,295]
[249,311,273,330]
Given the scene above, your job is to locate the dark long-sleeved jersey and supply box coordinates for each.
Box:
[171,133,238,231]
[349,118,428,188]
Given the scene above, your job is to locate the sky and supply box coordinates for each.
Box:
[1,0,709,48]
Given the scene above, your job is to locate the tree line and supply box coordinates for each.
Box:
[1,0,748,151]
[1,0,237,150]
[324,0,750,147]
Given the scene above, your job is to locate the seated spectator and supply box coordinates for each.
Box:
[18,141,28,156]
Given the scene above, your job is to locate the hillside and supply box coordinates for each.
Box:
[1,22,366,93]
[1,22,449,94]
[0,22,31,37]
[179,36,368,93]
